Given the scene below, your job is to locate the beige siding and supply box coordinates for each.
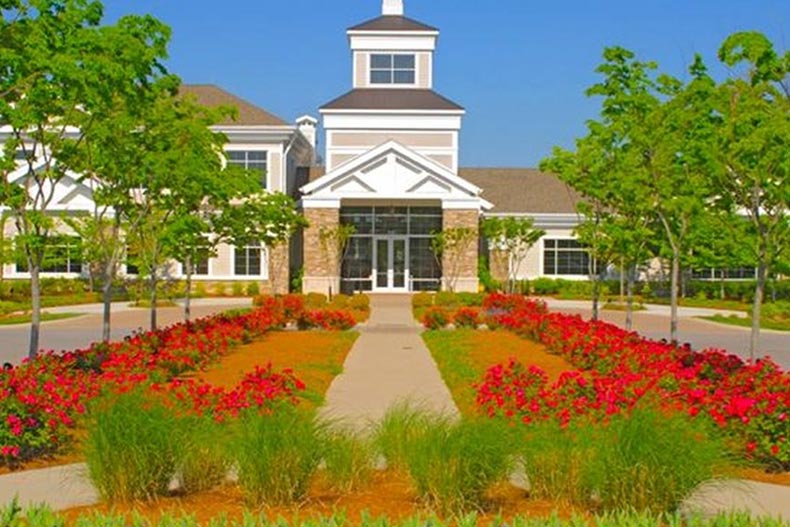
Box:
[418,53,431,88]
[269,153,282,192]
[330,154,356,168]
[355,53,368,88]
[331,132,454,148]
[212,243,232,276]
[427,154,454,170]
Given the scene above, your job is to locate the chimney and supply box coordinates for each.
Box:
[296,115,318,161]
[382,0,404,16]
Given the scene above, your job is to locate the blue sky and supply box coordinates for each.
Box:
[103,1,790,168]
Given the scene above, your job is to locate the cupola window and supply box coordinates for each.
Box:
[370,54,415,85]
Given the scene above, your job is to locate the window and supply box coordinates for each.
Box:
[181,247,210,276]
[234,244,262,276]
[370,54,416,85]
[543,239,595,276]
[16,237,82,274]
[227,150,268,188]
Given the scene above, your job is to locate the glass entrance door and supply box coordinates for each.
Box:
[374,236,409,291]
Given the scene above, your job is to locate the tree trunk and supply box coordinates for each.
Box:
[149,273,158,332]
[590,257,599,321]
[670,250,680,345]
[28,261,41,359]
[101,269,113,343]
[619,259,625,303]
[750,261,767,362]
[184,254,192,323]
[626,264,636,331]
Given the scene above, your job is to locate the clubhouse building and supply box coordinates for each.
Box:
[1,0,590,294]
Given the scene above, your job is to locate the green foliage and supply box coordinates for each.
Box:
[402,416,514,514]
[305,292,329,309]
[322,428,375,492]
[349,293,370,310]
[421,306,451,330]
[482,217,545,293]
[317,224,356,284]
[84,390,186,502]
[431,227,477,292]
[229,407,325,505]
[178,415,230,494]
[412,292,434,308]
[231,282,245,297]
[4,503,790,527]
[372,403,433,471]
[521,405,731,513]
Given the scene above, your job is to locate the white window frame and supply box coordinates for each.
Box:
[369,53,417,86]
[226,149,269,189]
[232,244,269,280]
[541,238,593,277]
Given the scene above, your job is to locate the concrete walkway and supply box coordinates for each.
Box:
[319,294,459,430]
[0,463,95,510]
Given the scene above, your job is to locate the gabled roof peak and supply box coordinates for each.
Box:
[348,15,437,33]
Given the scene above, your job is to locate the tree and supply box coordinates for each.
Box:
[542,121,654,327]
[481,216,544,294]
[213,192,308,299]
[714,32,790,359]
[431,227,477,292]
[0,0,170,357]
[317,224,355,297]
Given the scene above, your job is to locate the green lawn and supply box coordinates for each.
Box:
[0,312,84,326]
[699,314,790,332]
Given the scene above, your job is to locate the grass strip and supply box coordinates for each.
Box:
[0,312,83,326]
[699,314,790,332]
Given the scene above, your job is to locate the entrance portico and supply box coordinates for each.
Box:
[300,141,491,295]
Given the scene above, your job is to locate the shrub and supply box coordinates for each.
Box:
[212,282,227,297]
[322,428,374,492]
[300,310,357,330]
[84,390,186,502]
[193,282,207,298]
[231,282,245,297]
[434,291,458,307]
[404,417,513,513]
[760,301,790,322]
[349,293,370,310]
[246,282,261,297]
[230,407,325,505]
[412,292,434,308]
[453,307,481,328]
[329,293,351,310]
[305,292,328,309]
[456,292,485,306]
[531,277,562,296]
[421,306,450,330]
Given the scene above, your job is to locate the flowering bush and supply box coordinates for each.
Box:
[0,305,297,466]
[453,307,481,328]
[422,307,451,330]
[297,310,357,331]
[474,294,790,469]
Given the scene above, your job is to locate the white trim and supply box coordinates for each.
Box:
[230,244,270,281]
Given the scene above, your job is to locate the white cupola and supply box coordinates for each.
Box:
[382,0,404,16]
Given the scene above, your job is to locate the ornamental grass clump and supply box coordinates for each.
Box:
[84,390,186,502]
[372,402,433,470]
[322,427,375,492]
[403,416,514,513]
[178,415,231,494]
[230,406,325,505]
[521,404,731,514]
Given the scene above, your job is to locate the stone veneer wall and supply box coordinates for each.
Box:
[267,243,289,295]
[442,209,480,292]
[302,208,340,295]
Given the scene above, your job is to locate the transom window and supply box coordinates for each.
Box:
[543,239,595,276]
[227,150,268,189]
[370,54,416,85]
[234,244,263,276]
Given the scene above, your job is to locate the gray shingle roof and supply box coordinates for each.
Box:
[349,15,438,32]
[459,168,582,214]
[321,89,463,111]
[179,84,288,126]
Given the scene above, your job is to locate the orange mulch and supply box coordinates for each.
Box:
[464,330,575,385]
[738,468,790,486]
[61,471,582,526]
[194,330,358,407]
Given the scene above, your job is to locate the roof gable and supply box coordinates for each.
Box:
[179,84,288,126]
[302,141,491,210]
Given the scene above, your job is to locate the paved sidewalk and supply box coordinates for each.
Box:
[319,294,459,430]
[682,480,790,520]
[0,463,95,510]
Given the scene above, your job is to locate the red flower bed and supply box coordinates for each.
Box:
[0,306,302,465]
[474,294,790,469]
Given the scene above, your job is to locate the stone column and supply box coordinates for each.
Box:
[442,208,480,292]
[303,207,341,295]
